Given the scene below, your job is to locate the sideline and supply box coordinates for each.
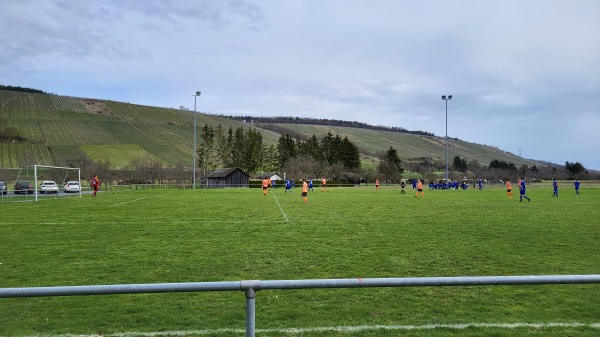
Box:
[8,322,600,337]
[271,192,290,223]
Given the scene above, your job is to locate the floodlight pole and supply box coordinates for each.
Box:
[441,95,452,186]
[193,91,201,189]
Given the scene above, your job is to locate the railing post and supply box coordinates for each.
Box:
[241,280,260,337]
[245,287,256,337]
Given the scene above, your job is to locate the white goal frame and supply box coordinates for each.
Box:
[33,165,81,201]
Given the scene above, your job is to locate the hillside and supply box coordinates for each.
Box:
[0,90,279,169]
[0,90,538,170]
[254,123,533,169]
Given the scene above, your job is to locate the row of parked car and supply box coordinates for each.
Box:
[0,180,81,195]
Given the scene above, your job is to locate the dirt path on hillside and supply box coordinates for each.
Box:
[82,99,114,115]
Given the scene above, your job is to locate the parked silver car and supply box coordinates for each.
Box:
[40,180,59,194]
[64,181,81,193]
[0,181,7,195]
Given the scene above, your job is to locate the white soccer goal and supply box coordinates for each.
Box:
[14,165,82,201]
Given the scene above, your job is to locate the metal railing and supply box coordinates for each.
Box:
[2,275,599,337]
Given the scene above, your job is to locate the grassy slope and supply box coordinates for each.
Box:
[0,185,599,336]
[1,90,537,169]
[265,123,532,167]
[0,90,280,168]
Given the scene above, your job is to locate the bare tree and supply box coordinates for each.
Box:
[124,156,164,184]
[281,156,324,180]
[168,159,191,184]
[326,163,345,181]
[96,159,115,187]
[146,157,165,183]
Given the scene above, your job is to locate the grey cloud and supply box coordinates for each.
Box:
[0,0,267,73]
[2,0,599,169]
[0,1,126,71]
[110,0,266,30]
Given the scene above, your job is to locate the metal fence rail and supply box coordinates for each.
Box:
[2,275,599,337]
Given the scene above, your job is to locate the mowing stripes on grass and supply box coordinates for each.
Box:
[271,192,290,223]
[7,322,600,337]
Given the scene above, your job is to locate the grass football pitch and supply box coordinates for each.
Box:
[1,183,599,336]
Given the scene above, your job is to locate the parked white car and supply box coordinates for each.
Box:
[64,181,81,193]
[40,180,59,194]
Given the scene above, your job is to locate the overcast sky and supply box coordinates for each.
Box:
[2,0,599,170]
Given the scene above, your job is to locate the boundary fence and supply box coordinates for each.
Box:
[2,275,600,337]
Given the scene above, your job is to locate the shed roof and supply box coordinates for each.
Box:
[206,167,248,178]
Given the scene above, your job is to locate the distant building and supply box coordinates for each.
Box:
[258,172,283,181]
[269,174,283,181]
[202,168,249,188]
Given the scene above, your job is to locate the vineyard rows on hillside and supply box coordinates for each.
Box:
[105,101,191,125]
[1,89,541,170]
[50,95,88,113]
[48,145,91,167]
[140,144,190,165]
[0,143,53,167]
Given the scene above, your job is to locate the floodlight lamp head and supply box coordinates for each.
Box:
[195,91,201,96]
[441,95,446,100]
[448,95,453,100]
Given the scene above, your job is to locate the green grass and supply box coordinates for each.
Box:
[80,144,155,167]
[1,185,599,336]
[1,90,281,169]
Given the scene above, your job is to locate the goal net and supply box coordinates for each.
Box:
[7,165,82,202]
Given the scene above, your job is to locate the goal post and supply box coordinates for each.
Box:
[32,165,82,201]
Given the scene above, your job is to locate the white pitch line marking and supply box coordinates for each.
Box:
[2,219,275,226]
[7,322,600,337]
[112,197,151,206]
[272,192,290,223]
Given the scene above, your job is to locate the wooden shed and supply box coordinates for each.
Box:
[202,168,249,188]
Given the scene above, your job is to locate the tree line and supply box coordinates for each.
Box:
[94,139,596,185]
[220,115,434,137]
[195,124,408,184]
[196,124,278,176]
[0,84,45,94]
[69,137,596,185]
[447,156,593,181]
[195,125,366,180]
